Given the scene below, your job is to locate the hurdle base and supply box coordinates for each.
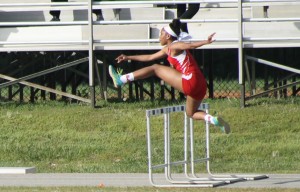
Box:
[208,173,269,181]
[151,180,227,188]
[185,174,245,184]
[234,174,269,180]
[208,177,245,183]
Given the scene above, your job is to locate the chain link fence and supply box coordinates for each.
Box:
[0,48,299,104]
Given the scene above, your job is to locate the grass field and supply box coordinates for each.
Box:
[0,97,299,191]
[0,97,299,174]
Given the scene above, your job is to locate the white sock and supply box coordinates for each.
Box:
[204,114,215,125]
[120,73,134,84]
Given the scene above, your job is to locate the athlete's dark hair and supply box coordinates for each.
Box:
[169,19,181,38]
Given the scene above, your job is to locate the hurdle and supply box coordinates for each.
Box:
[146,103,268,187]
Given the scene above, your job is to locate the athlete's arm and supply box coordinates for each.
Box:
[115,48,167,63]
[170,33,216,51]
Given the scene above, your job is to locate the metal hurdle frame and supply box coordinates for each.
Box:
[146,103,268,187]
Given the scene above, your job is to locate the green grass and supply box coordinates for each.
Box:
[0,97,299,174]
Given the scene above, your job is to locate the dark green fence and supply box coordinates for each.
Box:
[0,48,299,104]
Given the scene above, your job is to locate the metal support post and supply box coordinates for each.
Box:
[88,0,95,107]
[238,0,245,108]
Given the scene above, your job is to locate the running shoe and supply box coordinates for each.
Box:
[108,65,123,88]
[211,116,231,134]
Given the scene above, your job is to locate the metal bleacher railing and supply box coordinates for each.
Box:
[0,0,299,106]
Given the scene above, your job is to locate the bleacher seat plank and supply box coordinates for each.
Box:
[244,22,300,39]
[119,7,165,20]
[0,26,83,43]
[252,5,300,18]
[89,24,149,40]
[150,22,238,41]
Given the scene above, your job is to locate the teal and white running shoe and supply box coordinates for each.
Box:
[211,116,231,134]
[108,65,123,88]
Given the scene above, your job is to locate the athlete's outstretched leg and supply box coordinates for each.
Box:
[109,64,183,92]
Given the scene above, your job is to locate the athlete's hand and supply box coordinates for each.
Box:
[115,54,128,63]
[207,33,216,44]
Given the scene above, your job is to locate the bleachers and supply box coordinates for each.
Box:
[0,1,300,52]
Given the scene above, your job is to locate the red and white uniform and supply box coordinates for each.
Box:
[167,48,207,100]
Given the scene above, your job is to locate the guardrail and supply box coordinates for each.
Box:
[243,55,300,100]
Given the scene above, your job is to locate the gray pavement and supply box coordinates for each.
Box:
[0,173,300,188]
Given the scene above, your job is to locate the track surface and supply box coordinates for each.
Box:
[0,173,300,188]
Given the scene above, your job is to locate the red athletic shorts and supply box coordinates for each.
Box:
[182,71,207,101]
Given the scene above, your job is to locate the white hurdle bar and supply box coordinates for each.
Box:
[145,103,268,188]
